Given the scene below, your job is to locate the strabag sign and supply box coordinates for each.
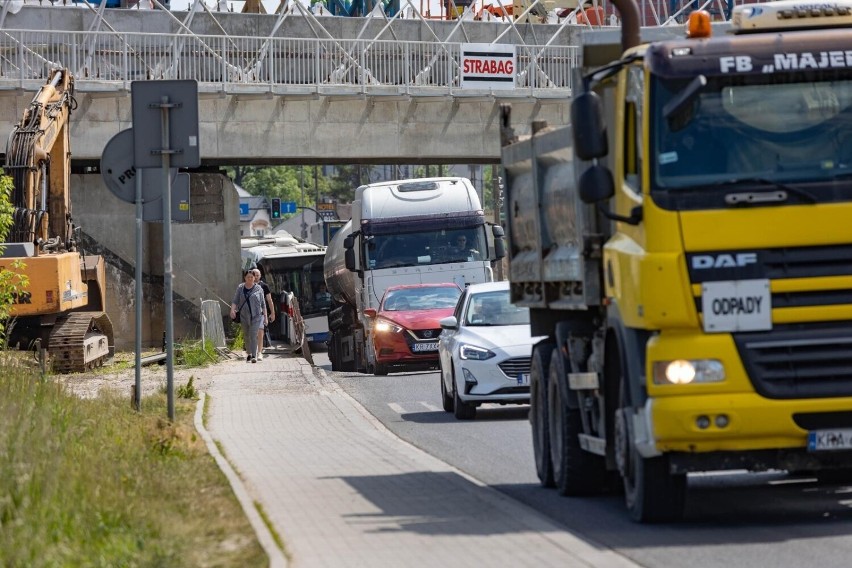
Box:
[460,43,516,90]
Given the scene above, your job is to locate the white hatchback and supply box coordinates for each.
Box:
[437,281,544,420]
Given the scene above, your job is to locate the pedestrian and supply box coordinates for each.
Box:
[230,270,267,363]
[252,268,276,360]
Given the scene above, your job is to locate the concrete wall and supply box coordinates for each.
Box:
[73,172,241,349]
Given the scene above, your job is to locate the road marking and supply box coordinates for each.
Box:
[388,402,406,415]
[419,401,441,411]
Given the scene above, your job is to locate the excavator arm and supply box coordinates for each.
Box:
[4,68,76,252]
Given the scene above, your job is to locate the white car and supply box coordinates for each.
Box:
[437,281,543,420]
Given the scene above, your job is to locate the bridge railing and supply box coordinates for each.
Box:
[0,29,579,96]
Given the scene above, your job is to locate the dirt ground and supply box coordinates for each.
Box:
[55,350,243,400]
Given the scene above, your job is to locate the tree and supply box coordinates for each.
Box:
[0,174,30,340]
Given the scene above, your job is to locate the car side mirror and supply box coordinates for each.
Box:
[363,308,377,318]
[439,316,458,330]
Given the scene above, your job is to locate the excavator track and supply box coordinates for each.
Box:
[49,312,114,373]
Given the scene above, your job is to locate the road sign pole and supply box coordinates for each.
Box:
[135,172,143,412]
[159,95,175,422]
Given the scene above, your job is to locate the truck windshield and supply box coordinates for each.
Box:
[651,75,852,191]
[364,226,489,269]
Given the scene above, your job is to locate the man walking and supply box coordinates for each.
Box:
[252,268,275,360]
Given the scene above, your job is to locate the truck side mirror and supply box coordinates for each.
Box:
[571,91,608,160]
[344,248,356,271]
[492,225,506,259]
[578,164,615,204]
[343,234,355,249]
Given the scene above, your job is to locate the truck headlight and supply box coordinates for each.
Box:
[375,319,402,333]
[460,344,495,360]
[652,359,725,385]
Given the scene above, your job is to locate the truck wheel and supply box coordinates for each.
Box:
[440,361,454,412]
[530,342,555,488]
[548,348,607,496]
[615,405,686,523]
[453,373,476,420]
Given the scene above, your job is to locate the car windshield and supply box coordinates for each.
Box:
[382,286,461,312]
[652,75,852,190]
[365,226,490,269]
[465,290,530,326]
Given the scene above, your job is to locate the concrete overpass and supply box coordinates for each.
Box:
[0,5,583,165]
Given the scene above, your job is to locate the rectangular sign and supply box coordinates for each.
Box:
[460,43,516,90]
[701,279,771,333]
[131,80,200,169]
[281,201,297,214]
[239,203,249,216]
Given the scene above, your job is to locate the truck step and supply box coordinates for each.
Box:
[569,372,599,390]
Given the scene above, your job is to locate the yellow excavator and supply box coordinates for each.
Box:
[1,68,113,372]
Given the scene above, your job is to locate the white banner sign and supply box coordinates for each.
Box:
[460,43,516,90]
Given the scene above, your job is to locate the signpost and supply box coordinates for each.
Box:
[131,80,200,421]
[460,43,516,90]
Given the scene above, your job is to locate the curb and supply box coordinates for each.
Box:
[194,392,288,568]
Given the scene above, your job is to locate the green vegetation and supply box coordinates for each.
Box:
[0,365,267,567]
[176,338,218,367]
[0,173,267,566]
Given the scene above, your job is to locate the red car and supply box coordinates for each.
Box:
[364,283,462,375]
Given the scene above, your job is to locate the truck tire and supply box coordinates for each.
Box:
[530,342,555,488]
[548,348,608,496]
[615,396,686,522]
[453,373,476,420]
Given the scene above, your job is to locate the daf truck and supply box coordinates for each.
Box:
[500,0,852,522]
[324,177,505,373]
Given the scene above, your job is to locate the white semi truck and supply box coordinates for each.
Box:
[323,177,506,372]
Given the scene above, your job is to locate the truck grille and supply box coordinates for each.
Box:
[498,357,531,378]
[733,323,852,399]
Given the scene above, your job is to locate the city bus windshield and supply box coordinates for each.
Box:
[652,75,852,191]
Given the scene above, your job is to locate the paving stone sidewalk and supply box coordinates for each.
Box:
[200,349,638,568]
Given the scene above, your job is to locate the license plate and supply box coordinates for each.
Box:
[701,279,771,333]
[517,373,530,386]
[808,429,852,451]
[412,342,439,352]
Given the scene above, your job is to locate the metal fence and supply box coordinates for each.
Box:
[0,29,579,95]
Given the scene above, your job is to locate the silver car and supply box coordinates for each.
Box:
[437,281,543,420]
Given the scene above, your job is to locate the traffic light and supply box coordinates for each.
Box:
[271,198,281,219]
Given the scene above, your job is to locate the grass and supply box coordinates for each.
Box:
[0,362,268,567]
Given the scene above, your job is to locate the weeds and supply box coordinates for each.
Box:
[176,375,199,399]
[0,364,266,566]
[176,339,218,367]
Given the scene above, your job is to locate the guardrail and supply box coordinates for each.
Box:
[0,29,579,96]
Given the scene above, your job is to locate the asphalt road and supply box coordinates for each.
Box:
[312,348,852,568]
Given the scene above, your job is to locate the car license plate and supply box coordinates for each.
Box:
[701,279,771,333]
[808,429,852,451]
[412,342,438,352]
[517,373,530,386]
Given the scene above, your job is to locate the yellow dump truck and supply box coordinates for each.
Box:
[500,0,852,522]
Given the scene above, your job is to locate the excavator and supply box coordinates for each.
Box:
[1,68,114,372]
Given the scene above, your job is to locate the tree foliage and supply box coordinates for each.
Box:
[0,174,30,337]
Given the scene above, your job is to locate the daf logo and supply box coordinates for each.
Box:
[691,253,758,270]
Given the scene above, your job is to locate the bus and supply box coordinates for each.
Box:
[241,233,331,346]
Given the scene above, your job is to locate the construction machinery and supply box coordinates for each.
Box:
[1,68,114,372]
